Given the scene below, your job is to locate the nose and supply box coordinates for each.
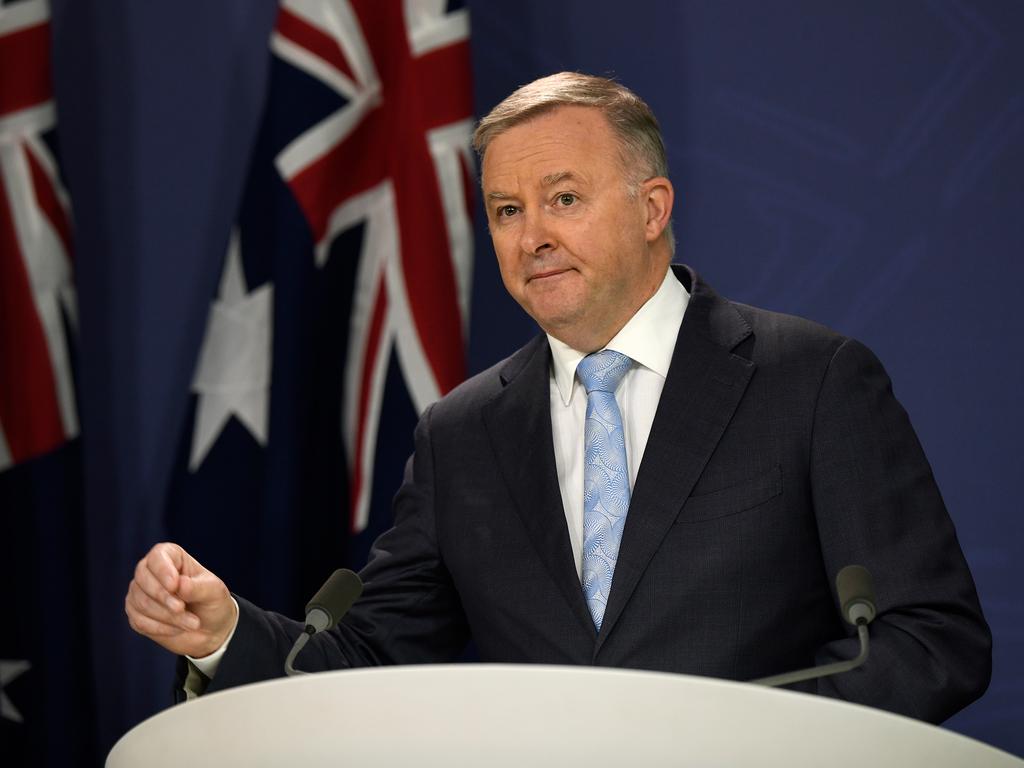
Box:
[518,210,556,256]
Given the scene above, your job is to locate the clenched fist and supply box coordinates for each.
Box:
[125,543,237,658]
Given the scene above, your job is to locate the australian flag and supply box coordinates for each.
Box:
[0,0,473,764]
[169,0,475,604]
[0,0,94,764]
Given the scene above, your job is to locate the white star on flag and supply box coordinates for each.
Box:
[189,229,273,471]
[0,659,31,723]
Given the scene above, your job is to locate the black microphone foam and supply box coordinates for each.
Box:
[836,564,877,625]
[305,568,364,630]
[285,569,363,676]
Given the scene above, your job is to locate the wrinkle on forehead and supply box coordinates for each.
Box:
[481,108,615,196]
[486,170,588,200]
[484,155,596,199]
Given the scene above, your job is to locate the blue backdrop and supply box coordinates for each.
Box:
[1,0,1019,764]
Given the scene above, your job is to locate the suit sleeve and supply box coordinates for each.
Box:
[204,402,470,694]
[808,337,991,722]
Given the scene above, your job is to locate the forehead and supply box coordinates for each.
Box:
[481,106,622,192]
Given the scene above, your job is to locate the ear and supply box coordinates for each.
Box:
[641,177,674,243]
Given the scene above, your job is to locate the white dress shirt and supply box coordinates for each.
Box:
[547,267,689,578]
[191,268,688,679]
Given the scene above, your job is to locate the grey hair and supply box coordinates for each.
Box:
[474,72,674,251]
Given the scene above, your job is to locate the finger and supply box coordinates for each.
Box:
[126,605,185,639]
[133,556,182,612]
[151,543,186,591]
[127,582,200,630]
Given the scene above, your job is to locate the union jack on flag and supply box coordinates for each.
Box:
[274,0,474,533]
[0,0,76,471]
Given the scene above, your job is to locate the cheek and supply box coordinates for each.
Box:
[491,243,522,293]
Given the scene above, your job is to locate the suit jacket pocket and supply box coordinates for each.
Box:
[676,465,782,523]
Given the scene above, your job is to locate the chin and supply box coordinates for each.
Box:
[527,287,584,317]
[534,307,586,337]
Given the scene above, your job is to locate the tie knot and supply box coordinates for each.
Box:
[576,349,632,394]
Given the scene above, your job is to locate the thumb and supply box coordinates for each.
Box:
[177,570,228,607]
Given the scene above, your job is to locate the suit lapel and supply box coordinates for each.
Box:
[596,267,756,652]
[482,335,597,637]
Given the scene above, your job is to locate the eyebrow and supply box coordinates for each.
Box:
[541,170,575,187]
[486,170,579,201]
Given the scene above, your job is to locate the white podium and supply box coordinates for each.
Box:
[107,664,1021,767]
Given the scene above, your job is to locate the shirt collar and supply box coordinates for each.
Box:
[547,267,690,406]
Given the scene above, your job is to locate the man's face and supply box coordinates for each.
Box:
[481,106,671,351]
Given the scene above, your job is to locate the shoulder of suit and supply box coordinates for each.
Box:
[727,300,851,364]
[428,333,548,418]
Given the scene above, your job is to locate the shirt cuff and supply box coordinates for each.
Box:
[186,596,240,679]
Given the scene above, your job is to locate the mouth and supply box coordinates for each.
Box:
[528,268,571,283]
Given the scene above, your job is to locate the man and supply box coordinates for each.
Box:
[126,73,991,722]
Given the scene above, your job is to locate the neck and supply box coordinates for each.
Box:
[550,264,670,353]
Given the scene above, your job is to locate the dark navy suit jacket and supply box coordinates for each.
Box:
[200,266,990,723]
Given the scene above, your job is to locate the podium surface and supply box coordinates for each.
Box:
[108,664,1020,767]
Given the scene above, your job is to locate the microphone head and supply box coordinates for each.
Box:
[836,565,877,626]
[305,568,364,628]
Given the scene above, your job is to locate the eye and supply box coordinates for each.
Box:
[496,205,519,218]
[556,193,577,207]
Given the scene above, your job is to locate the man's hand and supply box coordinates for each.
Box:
[125,543,237,658]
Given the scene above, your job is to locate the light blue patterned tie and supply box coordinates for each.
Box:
[577,349,633,632]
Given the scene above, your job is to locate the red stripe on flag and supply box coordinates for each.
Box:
[412,41,473,131]
[287,112,387,243]
[349,273,389,532]
[393,134,465,395]
[0,164,65,463]
[276,8,356,85]
[25,143,73,259]
[0,23,52,117]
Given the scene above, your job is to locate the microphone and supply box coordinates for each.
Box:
[285,569,363,676]
[836,564,876,626]
[750,565,876,688]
